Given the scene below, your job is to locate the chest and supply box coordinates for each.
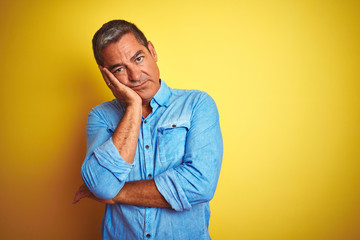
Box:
[129,105,192,180]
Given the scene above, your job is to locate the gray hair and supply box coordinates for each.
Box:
[92,20,149,66]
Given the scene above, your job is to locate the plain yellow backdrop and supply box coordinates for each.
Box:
[0,0,359,239]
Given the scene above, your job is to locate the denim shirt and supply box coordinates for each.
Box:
[81,80,223,240]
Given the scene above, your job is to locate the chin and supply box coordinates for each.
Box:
[138,91,155,102]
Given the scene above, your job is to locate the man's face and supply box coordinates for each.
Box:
[101,33,160,103]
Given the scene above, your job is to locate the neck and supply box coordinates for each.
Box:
[142,101,152,118]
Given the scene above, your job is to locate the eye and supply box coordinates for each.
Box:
[113,67,124,74]
[135,56,144,63]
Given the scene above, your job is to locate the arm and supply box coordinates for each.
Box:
[154,93,223,211]
[73,179,170,207]
[75,67,169,206]
[101,66,143,164]
[102,180,170,207]
[111,104,142,163]
[80,67,142,199]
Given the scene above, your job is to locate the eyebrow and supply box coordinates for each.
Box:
[130,50,144,61]
[109,50,145,71]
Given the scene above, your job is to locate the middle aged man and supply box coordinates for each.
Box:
[74,20,223,240]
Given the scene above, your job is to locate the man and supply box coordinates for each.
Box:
[74,20,223,239]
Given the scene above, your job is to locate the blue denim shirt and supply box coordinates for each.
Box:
[81,80,223,240]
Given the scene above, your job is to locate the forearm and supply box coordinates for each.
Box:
[109,180,170,208]
[98,66,143,164]
[112,104,142,164]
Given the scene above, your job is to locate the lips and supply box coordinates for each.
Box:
[131,80,148,89]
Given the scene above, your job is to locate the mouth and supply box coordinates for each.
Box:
[130,80,148,89]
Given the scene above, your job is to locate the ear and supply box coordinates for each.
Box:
[147,41,158,62]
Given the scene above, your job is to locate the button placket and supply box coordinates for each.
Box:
[143,120,154,239]
[143,119,153,179]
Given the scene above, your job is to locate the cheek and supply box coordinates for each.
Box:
[148,63,159,77]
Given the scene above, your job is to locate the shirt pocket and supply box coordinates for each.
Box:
[157,121,190,162]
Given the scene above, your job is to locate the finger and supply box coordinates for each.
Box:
[72,184,90,204]
[101,67,129,90]
[72,191,83,204]
[72,197,80,204]
[98,65,114,88]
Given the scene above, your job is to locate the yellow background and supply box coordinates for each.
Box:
[1,0,359,239]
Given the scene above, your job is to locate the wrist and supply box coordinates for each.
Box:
[126,101,142,112]
[124,103,142,122]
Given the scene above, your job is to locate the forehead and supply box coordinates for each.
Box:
[101,33,146,65]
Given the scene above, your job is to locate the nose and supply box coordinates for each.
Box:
[128,65,142,81]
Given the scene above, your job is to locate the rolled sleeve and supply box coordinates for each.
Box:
[154,93,223,211]
[154,168,192,211]
[94,137,134,182]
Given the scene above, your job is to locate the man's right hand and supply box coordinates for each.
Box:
[99,66,142,108]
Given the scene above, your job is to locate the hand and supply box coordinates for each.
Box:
[72,184,115,204]
[72,184,95,204]
[99,66,142,108]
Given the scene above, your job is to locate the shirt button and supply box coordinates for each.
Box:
[144,120,147,123]
[145,145,149,149]
[146,234,151,238]
[148,174,152,178]
[172,124,176,128]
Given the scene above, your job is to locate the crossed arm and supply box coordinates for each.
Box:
[74,67,222,210]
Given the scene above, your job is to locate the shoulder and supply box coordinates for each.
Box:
[88,99,125,129]
[170,87,214,102]
[164,87,219,125]
[91,99,124,114]
[169,88,217,110]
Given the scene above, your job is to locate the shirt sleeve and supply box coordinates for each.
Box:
[81,108,134,200]
[154,92,223,211]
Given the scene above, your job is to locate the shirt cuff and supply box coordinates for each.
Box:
[93,137,134,182]
[154,168,192,212]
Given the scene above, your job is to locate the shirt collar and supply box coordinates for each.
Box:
[152,79,170,107]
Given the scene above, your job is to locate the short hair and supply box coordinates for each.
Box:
[92,20,149,66]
